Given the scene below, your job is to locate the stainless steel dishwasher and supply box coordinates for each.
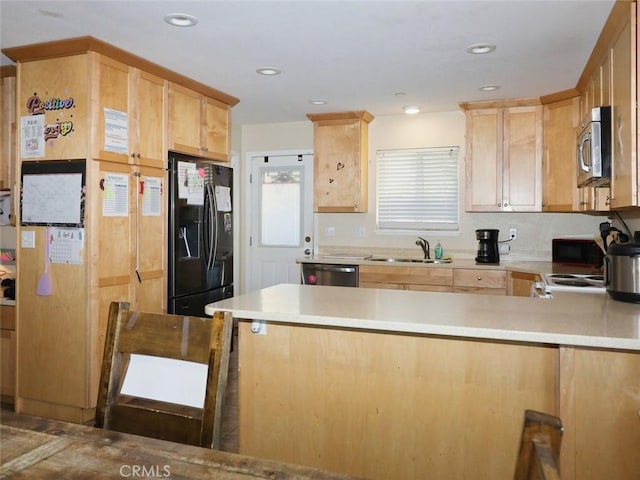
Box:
[301,263,359,287]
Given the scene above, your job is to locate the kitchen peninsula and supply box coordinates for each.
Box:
[205,284,639,480]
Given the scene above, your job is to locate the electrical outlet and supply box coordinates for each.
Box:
[251,320,267,335]
[326,226,335,237]
[509,228,517,240]
[356,226,366,237]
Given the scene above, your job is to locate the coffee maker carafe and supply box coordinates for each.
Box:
[475,229,500,264]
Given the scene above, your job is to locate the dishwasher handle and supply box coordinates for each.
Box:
[307,264,357,274]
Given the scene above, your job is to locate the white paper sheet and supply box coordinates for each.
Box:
[22,173,83,225]
[187,169,205,205]
[50,227,84,264]
[21,115,45,158]
[177,161,196,199]
[142,177,162,216]
[120,354,207,408]
[102,173,129,217]
[215,185,232,212]
[103,108,129,154]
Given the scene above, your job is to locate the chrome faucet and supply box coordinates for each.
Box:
[416,237,430,259]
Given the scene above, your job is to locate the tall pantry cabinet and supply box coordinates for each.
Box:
[5,37,238,422]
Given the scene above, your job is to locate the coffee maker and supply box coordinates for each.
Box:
[475,229,500,264]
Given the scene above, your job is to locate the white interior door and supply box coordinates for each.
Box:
[247,152,313,292]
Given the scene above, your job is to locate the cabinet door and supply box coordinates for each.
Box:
[503,105,542,211]
[313,119,366,212]
[168,83,203,157]
[134,165,166,313]
[465,109,503,211]
[134,70,165,168]
[92,55,130,163]
[610,2,637,208]
[543,98,579,212]
[0,73,16,191]
[202,96,229,162]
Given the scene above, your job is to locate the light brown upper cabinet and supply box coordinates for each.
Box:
[0,67,16,191]
[91,55,166,168]
[168,83,230,162]
[542,97,579,212]
[575,1,637,210]
[608,1,637,208]
[307,111,373,213]
[462,103,542,212]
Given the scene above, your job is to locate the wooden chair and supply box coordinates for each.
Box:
[95,301,233,449]
[514,409,563,480]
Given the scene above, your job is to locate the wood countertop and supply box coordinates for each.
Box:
[205,284,640,351]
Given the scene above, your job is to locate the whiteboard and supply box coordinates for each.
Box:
[21,160,86,227]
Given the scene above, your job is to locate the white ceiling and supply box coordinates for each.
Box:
[0,1,615,125]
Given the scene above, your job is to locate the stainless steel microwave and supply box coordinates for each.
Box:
[577,106,611,187]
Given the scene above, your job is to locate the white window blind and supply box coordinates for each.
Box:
[377,146,459,231]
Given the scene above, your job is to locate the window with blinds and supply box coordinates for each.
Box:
[376,146,459,231]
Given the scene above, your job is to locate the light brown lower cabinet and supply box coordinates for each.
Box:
[453,268,507,295]
[0,305,16,404]
[508,271,540,296]
[237,322,639,480]
[358,265,453,292]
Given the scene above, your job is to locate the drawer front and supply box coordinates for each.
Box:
[453,269,507,288]
[359,265,453,287]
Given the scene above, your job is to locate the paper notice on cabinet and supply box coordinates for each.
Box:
[142,177,162,216]
[103,108,128,154]
[102,173,129,217]
[50,227,84,264]
[215,185,232,212]
[21,115,45,158]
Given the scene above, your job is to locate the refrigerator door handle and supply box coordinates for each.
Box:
[205,183,216,271]
[212,184,220,270]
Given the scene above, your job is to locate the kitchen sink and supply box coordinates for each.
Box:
[368,257,452,264]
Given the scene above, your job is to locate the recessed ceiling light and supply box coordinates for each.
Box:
[479,85,500,91]
[256,67,281,76]
[466,44,496,55]
[164,13,198,27]
[403,105,420,115]
[309,100,327,105]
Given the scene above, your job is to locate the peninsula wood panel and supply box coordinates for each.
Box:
[453,268,507,295]
[238,322,556,480]
[571,348,640,480]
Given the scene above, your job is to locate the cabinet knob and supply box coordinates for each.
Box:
[477,276,482,281]
[497,203,502,207]
[504,202,509,207]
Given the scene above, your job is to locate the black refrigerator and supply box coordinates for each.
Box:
[168,151,233,316]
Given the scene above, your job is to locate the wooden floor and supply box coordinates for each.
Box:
[219,330,239,453]
[1,330,240,454]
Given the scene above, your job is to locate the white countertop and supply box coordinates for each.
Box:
[205,284,640,351]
